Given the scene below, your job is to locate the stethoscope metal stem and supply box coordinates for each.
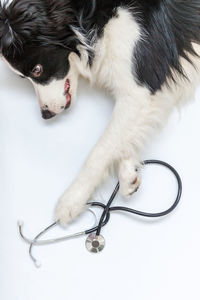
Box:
[18,208,98,267]
[19,222,85,246]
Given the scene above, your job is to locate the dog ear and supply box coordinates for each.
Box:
[0,19,23,56]
[0,1,36,56]
[0,1,19,55]
[45,0,75,29]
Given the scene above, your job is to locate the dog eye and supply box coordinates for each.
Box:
[31,64,43,77]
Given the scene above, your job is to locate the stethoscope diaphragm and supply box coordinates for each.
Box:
[85,234,105,253]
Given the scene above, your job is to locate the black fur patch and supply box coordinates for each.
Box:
[133,0,200,93]
[0,0,200,91]
[74,0,200,92]
[71,0,120,38]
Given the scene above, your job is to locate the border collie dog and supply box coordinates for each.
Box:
[0,0,200,225]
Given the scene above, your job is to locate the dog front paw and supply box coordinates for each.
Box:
[119,159,141,198]
[55,187,88,226]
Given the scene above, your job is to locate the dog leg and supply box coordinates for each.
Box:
[55,89,174,226]
[55,102,129,226]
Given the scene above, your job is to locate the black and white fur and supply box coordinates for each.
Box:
[0,0,200,225]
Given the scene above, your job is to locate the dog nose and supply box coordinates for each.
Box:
[41,109,56,120]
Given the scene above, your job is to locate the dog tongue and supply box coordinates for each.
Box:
[65,79,70,92]
[66,93,71,102]
[64,79,71,107]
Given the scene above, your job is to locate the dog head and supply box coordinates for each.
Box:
[0,0,81,119]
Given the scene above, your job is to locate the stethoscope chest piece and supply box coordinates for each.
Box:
[85,234,105,253]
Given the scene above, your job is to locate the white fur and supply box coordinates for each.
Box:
[1,0,13,8]
[30,78,68,114]
[55,8,200,225]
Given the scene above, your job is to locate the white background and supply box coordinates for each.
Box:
[0,58,200,300]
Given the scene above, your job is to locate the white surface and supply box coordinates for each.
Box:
[0,59,200,300]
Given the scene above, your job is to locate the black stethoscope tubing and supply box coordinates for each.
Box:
[85,159,182,235]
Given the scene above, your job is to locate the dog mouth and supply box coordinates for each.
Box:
[64,79,71,109]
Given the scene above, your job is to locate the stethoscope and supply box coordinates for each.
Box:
[18,160,182,268]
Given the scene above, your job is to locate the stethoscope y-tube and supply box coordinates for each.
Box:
[18,159,182,267]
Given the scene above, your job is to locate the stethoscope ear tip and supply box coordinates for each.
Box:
[17,220,24,227]
[34,260,42,268]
